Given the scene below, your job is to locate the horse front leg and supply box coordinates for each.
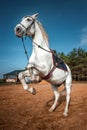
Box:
[27,62,46,74]
[49,85,60,112]
[18,70,36,95]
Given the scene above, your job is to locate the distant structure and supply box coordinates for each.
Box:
[3,70,24,82]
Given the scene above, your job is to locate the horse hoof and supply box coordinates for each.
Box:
[63,112,68,117]
[32,88,36,95]
[49,108,53,112]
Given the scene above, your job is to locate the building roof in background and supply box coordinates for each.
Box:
[3,70,24,76]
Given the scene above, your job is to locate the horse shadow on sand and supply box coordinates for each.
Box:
[45,93,68,112]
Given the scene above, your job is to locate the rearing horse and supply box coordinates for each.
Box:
[14,13,72,116]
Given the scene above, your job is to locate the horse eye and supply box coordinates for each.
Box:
[27,18,31,21]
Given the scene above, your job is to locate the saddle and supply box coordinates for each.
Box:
[52,50,67,71]
[42,50,67,80]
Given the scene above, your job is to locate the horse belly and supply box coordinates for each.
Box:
[47,68,68,85]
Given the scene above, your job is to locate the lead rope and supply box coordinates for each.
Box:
[22,37,29,61]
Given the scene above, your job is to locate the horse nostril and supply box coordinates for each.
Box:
[16,27,21,33]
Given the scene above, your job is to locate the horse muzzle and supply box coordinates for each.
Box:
[14,24,25,37]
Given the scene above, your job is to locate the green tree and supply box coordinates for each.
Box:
[57,48,87,81]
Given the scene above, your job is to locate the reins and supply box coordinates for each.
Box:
[22,37,29,60]
[21,36,53,61]
[21,37,57,80]
[33,41,52,53]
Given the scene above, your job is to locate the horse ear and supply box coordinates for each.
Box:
[31,13,39,19]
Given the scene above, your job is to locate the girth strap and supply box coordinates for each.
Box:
[42,66,56,80]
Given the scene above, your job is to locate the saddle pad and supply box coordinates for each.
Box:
[53,53,67,71]
[57,62,67,71]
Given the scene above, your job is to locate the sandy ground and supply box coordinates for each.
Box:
[0,81,87,130]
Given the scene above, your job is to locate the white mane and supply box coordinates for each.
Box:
[37,21,49,46]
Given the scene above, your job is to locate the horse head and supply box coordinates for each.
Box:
[14,13,38,37]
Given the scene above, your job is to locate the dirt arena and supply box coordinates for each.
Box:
[0,81,87,130]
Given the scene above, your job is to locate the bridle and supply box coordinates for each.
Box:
[20,16,35,36]
[20,16,52,54]
[20,16,52,60]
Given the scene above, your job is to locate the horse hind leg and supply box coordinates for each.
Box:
[60,83,66,96]
[49,85,60,112]
[63,72,72,117]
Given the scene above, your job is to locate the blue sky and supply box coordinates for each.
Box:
[0,0,87,78]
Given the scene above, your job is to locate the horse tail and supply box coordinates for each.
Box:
[65,64,72,87]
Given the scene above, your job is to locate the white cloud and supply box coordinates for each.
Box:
[79,26,87,46]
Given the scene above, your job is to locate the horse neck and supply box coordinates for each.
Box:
[32,22,49,49]
[30,22,53,76]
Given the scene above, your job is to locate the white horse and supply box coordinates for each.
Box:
[14,13,72,116]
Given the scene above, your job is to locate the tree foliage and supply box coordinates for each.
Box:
[58,48,87,81]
